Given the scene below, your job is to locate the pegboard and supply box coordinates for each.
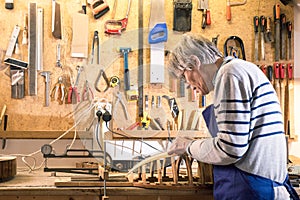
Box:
[0,0,294,138]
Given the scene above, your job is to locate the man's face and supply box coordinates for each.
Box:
[181,65,209,96]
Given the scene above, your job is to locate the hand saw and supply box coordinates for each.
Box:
[149,0,168,84]
[52,0,62,39]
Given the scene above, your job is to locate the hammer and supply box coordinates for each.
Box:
[40,71,51,107]
[119,47,131,91]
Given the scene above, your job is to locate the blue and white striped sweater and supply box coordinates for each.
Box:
[189,59,287,185]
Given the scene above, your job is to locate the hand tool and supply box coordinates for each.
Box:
[141,112,151,130]
[149,0,168,84]
[173,0,193,32]
[22,13,28,45]
[91,31,99,64]
[90,0,109,19]
[82,80,94,101]
[4,58,28,69]
[267,65,273,84]
[265,17,274,43]
[29,3,38,96]
[138,0,144,119]
[280,13,287,60]
[5,0,13,9]
[212,34,219,46]
[113,91,129,120]
[14,39,20,55]
[56,43,62,68]
[226,0,247,21]
[253,16,259,62]
[224,36,246,60]
[104,0,131,35]
[10,66,25,99]
[273,62,280,101]
[40,71,51,107]
[94,69,110,92]
[279,63,285,115]
[0,105,7,125]
[109,76,120,88]
[274,3,280,61]
[37,8,44,71]
[5,25,20,58]
[52,0,62,39]
[68,75,79,104]
[2,115,8,149]
[51,76,66,104]
[260,16,266,61]
[286,21,292,60]
[198,0,210,29]
[286,63,295,139]
[119,47,132,91]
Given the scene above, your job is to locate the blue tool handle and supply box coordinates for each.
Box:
[148,23,168,44]
[123,52,128,70]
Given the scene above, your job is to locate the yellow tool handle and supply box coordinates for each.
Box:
[0,104,7,123]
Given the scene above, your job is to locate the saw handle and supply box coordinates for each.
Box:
[253,16,259,32]
[273,3,280,21]
[104,18,128,35]
[148,23,168,44]
[226,1,231,21]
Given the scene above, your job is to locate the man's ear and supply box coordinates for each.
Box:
[189,55,201,69]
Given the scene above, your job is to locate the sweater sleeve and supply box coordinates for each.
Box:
[189,72,251,165]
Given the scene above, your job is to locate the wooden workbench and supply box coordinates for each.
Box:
[0,170,213,200]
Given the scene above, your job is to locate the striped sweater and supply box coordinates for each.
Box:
[189,58,289,198]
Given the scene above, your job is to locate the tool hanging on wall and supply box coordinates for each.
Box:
[22,14,28,45]
[0,105,7,126]
[119,47,132,91]
[56,44,62,68]
[90,0,109,19]
[253,16,259,62]
[71,12,88,58]
[286,63,294,139]
[82,80,94,101]
[29,2,38,96]
[226,0,247,21]
[138,0,144,120]
[224,36,246,60]
[52,0,62,39]
[286,21,292,60]
[104,0,131,35]
[91,31,99,64]
[5,0,13,9]
[265,17,274,43]
[5,25,20,58]
[198,0,211,29]
[274,3,280,61]
[94,69,110,93]
[37,8,44,71]
[173,0,192,32]
[280,13,287,60]
[10,66,25,99]
[260,16,266,61]
[40,71,51,107]
[51,76,66,105]
[149,0,168,84]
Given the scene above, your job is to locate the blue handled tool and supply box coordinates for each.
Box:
[119,47,131,91]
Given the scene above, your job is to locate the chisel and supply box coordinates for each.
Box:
[280,13,286,60]
[273,63,280,101]
[286,21,292,60]
[286,63,295,138]
[260,16,266,60]
[274,4,280,61]
[253,16,259,62]
[2,115,8,149]
[279,63,285,115]
[0,105,7,125]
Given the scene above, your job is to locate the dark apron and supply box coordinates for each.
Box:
[202,104,299,200]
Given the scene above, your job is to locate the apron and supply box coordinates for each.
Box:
[202,104,299,200]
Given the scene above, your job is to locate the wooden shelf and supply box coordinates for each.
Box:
[0,131,93,139]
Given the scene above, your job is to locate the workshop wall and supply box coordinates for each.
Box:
[0,0,294,138]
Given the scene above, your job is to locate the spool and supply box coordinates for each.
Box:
[0,156,17,182]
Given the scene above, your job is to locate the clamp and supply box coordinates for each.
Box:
[95,69,110,92]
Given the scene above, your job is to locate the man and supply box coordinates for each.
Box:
[167,33,298,200]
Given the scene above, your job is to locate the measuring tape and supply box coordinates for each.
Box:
[110,76,120,87]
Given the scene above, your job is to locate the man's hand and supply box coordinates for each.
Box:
[167,136,193,155]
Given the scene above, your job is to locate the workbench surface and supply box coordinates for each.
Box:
[0,170,214,200]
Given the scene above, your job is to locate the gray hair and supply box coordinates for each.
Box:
[168,33,222,77]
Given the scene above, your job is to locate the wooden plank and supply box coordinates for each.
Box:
[0,131,92,139]
[55,181,133,187]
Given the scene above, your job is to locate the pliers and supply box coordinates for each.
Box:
[50,76,66,105]
[82,80,94,101]
[94,69,110,92]
[113,91,128,120]
[68,75,80,104]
